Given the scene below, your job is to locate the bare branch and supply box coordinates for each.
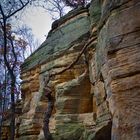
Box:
[0,20,3,28]
[7,1,17,17]
[7,36,17,72]
[41,0,67,19]
[0,4,5,18]
[6,0,29,19]
[19,0,24,6]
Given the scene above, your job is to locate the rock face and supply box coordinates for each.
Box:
[18,1,140,140]
[98,1,140,139]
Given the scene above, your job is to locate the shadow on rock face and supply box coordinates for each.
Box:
[95,121,112,140]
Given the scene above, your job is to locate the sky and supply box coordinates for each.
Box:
[20,5,71,44]
[12,4,71,46]
[20,6,53,44]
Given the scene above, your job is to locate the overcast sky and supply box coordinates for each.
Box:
[20,6,53,43]
[12,4,71,46]
[20,6,71,43]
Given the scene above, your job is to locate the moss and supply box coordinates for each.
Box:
[21,14,90,73]
[89,0,101,27]
[52,123,85,140]
[82,128,96,140]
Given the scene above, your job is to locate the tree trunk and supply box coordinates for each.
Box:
[0,94,2,140]
[3,19,16,140]
[10,79,16,140]
[43,84,54,140]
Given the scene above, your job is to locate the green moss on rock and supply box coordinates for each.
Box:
[52,123,85,140]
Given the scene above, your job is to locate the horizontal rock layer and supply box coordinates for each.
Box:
[12,0,140,140]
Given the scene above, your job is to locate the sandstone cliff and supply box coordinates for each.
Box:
[18,0,140,140]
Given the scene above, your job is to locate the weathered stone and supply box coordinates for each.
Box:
[17,7,92,140]
[96,1,140,140]
[89,0,101,34]
[53,123,85,140]
[55,70,92,115]
[21,8,90,72]
[18,135,39,140]
[12,1,140,140]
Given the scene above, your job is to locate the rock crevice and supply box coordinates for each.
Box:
[14,1,140,140]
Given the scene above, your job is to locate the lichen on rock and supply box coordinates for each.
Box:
[14,0,140,140]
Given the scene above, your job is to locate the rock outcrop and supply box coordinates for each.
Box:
[18,0,140,140]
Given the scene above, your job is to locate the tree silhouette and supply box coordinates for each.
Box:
[0,1,30,139]
[63,0,89,8]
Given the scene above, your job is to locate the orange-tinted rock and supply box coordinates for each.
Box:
[16,1,140,140]
[96,1,140,139]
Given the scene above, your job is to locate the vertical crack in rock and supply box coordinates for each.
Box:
[10,1,140,140]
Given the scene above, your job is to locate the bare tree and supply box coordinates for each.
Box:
[63,0,90,8]
[0,1,30,139]
[38,0,71,20]
[40,0,90,20]
[16,25,40,58]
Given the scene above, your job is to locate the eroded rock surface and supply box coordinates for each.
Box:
[17,1,140,140]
